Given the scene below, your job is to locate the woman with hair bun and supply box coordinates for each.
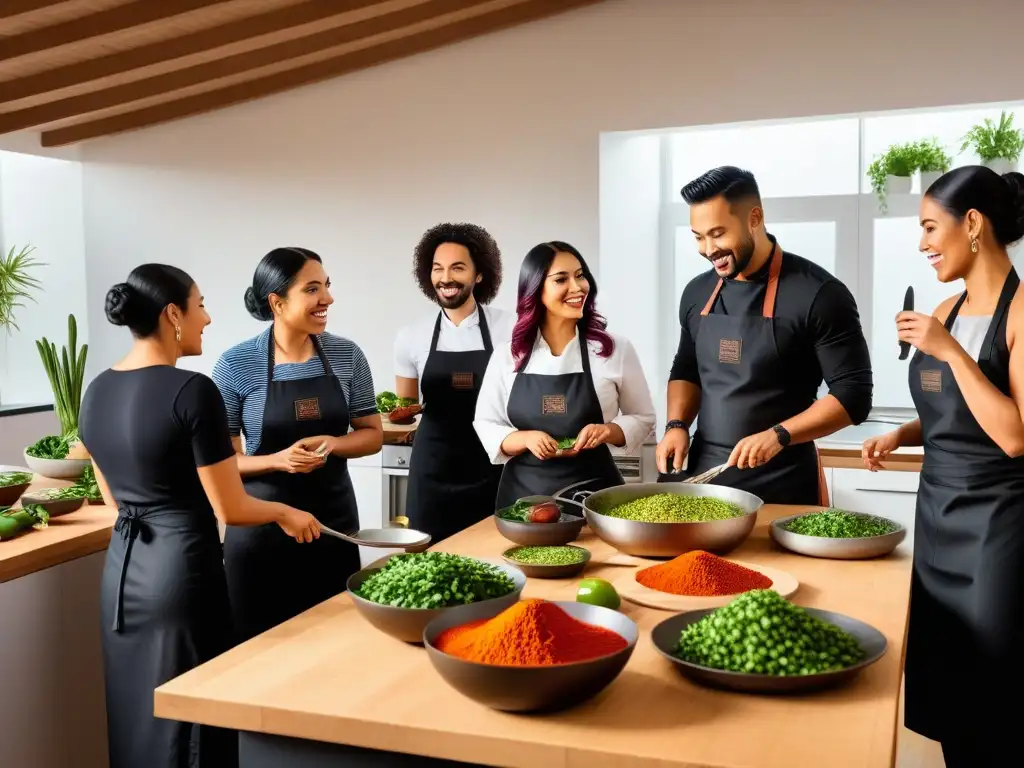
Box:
[474,242,656,507]
[862,166,1024,766]
[79,264,321,768]
[212,247,382,642]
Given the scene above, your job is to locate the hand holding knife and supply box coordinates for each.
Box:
[899,286,914,360]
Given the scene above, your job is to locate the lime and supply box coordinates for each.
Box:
[576,578,621,610]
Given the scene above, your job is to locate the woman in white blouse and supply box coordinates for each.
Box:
[475,241,656,507]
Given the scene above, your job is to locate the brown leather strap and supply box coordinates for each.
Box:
[761,245,783,319]
[699,279,725,316]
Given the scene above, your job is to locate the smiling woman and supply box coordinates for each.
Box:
[212,247,383,642]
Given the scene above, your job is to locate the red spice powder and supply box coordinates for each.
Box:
[434,599,628,666]
[635,550,772,596]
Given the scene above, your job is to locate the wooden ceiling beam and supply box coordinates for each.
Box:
[0,0,236,61]
[40,0,599,147]
[0,0,386,103]
[0,0,503,134]
[0,0,70,20]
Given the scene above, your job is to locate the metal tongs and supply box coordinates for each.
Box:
[682,463,729,485]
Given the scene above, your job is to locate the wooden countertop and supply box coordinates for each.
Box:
[818,446,923,472]
[0,475,115,584]
[155,506,913,768]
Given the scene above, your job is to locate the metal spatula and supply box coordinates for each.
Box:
[683,463,729,485]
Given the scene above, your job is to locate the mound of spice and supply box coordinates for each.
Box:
[783,509,899,539]
[636,550,772,596]
[505,545,587,566]
[604,493,743,523]
[435,599,627,666]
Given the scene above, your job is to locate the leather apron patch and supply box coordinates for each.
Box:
[719,339,742,365]
[451,372,475,390]
[541,394,567,415]
[919,370,942,393]
[294,397,322,420]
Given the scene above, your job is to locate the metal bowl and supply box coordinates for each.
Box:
[347,557,526,644]
[571,482,762,558]
[423,600,638,712]
[493,496,586,546]
[651,607,887,694]
[770,513,907,560]
[19,493,86,517]
[501,545,591,579]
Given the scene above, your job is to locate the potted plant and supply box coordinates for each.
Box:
[960,110,1024,175]
[867,142,919,212]
[23,314,91,479]
[0,244,43,406]
[918,137,953,191]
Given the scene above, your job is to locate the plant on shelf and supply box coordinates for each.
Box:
[867,142,919,212]
[36,313,88,441]
[917,137,953,174]
[960,111,1024,170]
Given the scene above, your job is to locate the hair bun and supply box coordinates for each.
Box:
[104,283,135,326]
[243,286,271,322]
[1002,171,1024,244]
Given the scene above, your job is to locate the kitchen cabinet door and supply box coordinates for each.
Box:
[349,465,384,566]
[830,468,919,551]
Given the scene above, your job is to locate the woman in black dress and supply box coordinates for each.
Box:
[862,166,1024,766]
[79,264,322,768]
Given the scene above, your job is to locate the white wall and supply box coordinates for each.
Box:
[58,0,1024,394]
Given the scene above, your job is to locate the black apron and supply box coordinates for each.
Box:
[905,269,1024,754]
[223,333,362,643]
[102,502,237,768]
[679,243,822,505]
[494,333,623,509]
[405,309,503,542]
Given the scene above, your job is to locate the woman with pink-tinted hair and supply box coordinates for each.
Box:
[474,241,655,507]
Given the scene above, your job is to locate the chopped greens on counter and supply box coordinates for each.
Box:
[25,433,76,460]
[32,486,87,501]
[496,499,564,524]
[0,471,32,488]
[0,504,49,541]
[375,391,417,414]
[674,589,865,675]
[74,465,102,501]
[505,545,587,566]
[355,552,516,609]
[556,437,577,451]
[782,509,900,539]
[604,493,744,523]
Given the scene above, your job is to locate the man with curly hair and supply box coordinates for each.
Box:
[394,223,515,542]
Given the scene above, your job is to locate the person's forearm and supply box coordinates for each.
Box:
[895,419,923,447]
[222,496,290,527]
[947,347,1024,455]
[779,395,852,444]
[499,431,532,457]
[328,427,384,459]
[236,452,283,477]
[666,380,701,426]
[603,423,626,447]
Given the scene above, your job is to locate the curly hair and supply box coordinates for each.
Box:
[413,222,502,305]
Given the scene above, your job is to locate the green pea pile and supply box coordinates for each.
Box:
[675,590,865,675]
[355,552,516,609]
[505,545,587,566]
[604,493,744,523]
[783,509,899,539]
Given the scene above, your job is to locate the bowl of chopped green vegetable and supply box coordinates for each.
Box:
[567,482,761,558]
[0,468,34,506]
[651,589,887,693]
[23,435,91,480]
[770,509,907,560]
[19,486,87,517]
[501,545,591,578]
[493,496,586,546]
[347,552,526,643]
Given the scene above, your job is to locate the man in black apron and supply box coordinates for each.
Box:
[657,166,872,504]
[905,269,1024,766]
[223,333,361,642]
[494,335,623,508]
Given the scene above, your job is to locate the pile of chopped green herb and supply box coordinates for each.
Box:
[782,509,899,539]
[375,391,416,414]
[505,545,587,566]
[675,589,865,675]
[355,552,516,609]
[556,437,577,450]
[0,471,32,488]
[26,434,75,460]
[604,493,743,523]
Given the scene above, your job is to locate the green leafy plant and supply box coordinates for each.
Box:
[917,137,953,173]
[960,111,1024,163]
[36,314,88,438]
[0,245,44,334]
[867,139,952,212]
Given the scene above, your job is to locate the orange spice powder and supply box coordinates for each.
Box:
[635,550,772,596]
[434,599,628,666]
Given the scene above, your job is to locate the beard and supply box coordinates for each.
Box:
[434,281,474,309]
[707,232,756,278]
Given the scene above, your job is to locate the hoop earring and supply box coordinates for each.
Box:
[971,238,979,254]
[175,326,182,343]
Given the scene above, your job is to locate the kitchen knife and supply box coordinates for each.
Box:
[899,286,914,360]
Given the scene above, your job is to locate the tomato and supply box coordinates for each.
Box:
[526,502,560,524]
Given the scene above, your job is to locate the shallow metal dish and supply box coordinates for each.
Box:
[423,600,638,712]
[347,557,526,644]
[564,482,762,558]
[493,496,585,546]
[19,493,86,517]
[651,607,887,694]
[770,512,907,560]
[501,544,591,579]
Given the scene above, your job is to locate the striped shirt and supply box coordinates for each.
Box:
[211,327,377,455]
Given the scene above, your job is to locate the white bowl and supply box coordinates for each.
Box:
[23,450,90,480]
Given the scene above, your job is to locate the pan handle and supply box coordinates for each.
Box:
[552,478,601,506]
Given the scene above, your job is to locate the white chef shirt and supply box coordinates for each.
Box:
[474,330,656,465]
[393,305,516,382]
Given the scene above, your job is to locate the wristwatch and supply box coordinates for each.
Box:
[665,420,689,433]
[772,424,791,447]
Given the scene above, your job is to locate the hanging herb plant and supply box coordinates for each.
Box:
[960,111,1024,164]
[0,244,43,334]
[867,142,919,213]
[36,314,88,438]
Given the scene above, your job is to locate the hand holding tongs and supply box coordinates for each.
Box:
[682,463,729,485]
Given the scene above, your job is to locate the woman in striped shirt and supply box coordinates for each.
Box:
[212,247,383,641]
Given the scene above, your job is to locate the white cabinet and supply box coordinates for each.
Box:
[349,464,384,566]
[830,468,919,551]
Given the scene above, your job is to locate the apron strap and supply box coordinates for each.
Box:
[429,312,443,354]
[699,241,782,318]
[943,291,969,331]
[980,268,1020,362]
[478,306,494,353]
[112,506,143,632]
[266,327,333,380]
[700,280,725,317]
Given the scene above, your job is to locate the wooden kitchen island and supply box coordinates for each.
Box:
[155,505,913,768]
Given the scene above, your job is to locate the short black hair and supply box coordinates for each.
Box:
[681,166,761,207]
[413,222,502,305]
